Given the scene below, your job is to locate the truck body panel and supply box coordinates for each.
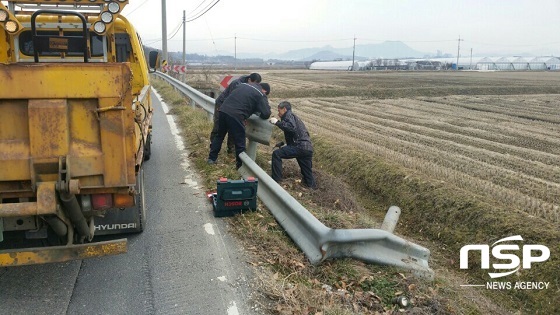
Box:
[0,0,157,265]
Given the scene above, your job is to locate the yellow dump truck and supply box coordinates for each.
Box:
[0,0,158,266]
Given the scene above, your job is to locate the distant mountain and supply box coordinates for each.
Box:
[264,41,426,61]
[345,41,426,59]
[300,50,363,62]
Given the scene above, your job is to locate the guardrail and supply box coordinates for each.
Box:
[153,72,272,159]
[152,71,434,278]
[238,153,433,278]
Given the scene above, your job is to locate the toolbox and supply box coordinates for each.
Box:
[212,177,258,217]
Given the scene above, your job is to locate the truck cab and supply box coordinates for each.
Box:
[0,0,157,266]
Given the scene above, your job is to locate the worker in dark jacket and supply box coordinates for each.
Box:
[210,73,262,153]
[208,82,271,169]
[269,101,316,189]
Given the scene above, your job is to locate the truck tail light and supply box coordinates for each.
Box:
[92,194,113,210]
[113,194,134,208]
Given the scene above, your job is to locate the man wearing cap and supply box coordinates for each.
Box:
[208,82,271,169]
[210,73,262,153]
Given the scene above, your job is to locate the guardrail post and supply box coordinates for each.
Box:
[381,206,401,233]
[246,140,258,160]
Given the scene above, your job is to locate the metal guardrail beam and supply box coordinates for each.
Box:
[154,72,434,278]
[238,152,434,279]
[153,71,272,146]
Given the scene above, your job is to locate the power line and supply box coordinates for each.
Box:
[167,21,183,39]
[143,21,183,45]
[167,23,183,40]
[236,36,353,43]
[145,35,560,50]
[185,0,221,22]
[465,40,560,47]
[185,0,211,18]
[126,0,151,15]
[359,38,457,43]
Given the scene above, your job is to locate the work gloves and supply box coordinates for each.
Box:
[269,117,278,124]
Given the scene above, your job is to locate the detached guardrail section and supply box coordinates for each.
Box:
[238,153,433,278]
[153,71,434,278]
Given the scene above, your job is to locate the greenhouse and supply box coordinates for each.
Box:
[309,56,560,71]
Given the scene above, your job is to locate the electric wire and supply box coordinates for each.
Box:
[185,0,221,22]
[144,0,221,45]
[167,21,183,40]
[144,20,182,45]
[185,0,211,19]
[125,0,151,16]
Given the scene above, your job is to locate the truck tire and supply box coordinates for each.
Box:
[136,167,147,232]
[143,131,152,161]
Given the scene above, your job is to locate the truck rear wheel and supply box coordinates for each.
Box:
[143,131,152,161]
[136,167,146,232]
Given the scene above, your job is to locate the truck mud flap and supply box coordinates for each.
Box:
[0,239,127,267]
[94,207,142,236]
[94,167,145,236]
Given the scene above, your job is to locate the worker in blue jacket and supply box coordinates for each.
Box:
[269,101,316,189]
[211,73,262,153]
[208,82,271,169]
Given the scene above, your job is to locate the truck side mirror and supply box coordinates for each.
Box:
[148,51,160,73]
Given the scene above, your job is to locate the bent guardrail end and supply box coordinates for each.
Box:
[319,229,434,280]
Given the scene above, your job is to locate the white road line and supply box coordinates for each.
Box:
[155,90,200,189]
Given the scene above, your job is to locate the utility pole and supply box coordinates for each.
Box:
[234,34,237,70]
[161,0,168,62]
[182,10,186,81]
[351,36,356,71]
[456,35,463,70]
[470,48,473,70]
[182,10,186,66]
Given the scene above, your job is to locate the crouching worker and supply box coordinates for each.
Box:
[269,101,316,189]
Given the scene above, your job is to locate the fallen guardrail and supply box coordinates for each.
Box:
[238,152,433,278]
[153,72,434,278]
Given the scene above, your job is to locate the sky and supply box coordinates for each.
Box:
[123,0,560,57]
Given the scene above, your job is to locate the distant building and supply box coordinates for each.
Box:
[308,56,560,71]
[309,60,359,71]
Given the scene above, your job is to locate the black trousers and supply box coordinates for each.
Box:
[209,108,234,151]
[271,145,316,188]
[208,112,246,168]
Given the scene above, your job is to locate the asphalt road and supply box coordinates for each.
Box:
[0,90,258,315]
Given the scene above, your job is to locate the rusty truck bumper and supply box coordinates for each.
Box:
[0,238,127,267]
